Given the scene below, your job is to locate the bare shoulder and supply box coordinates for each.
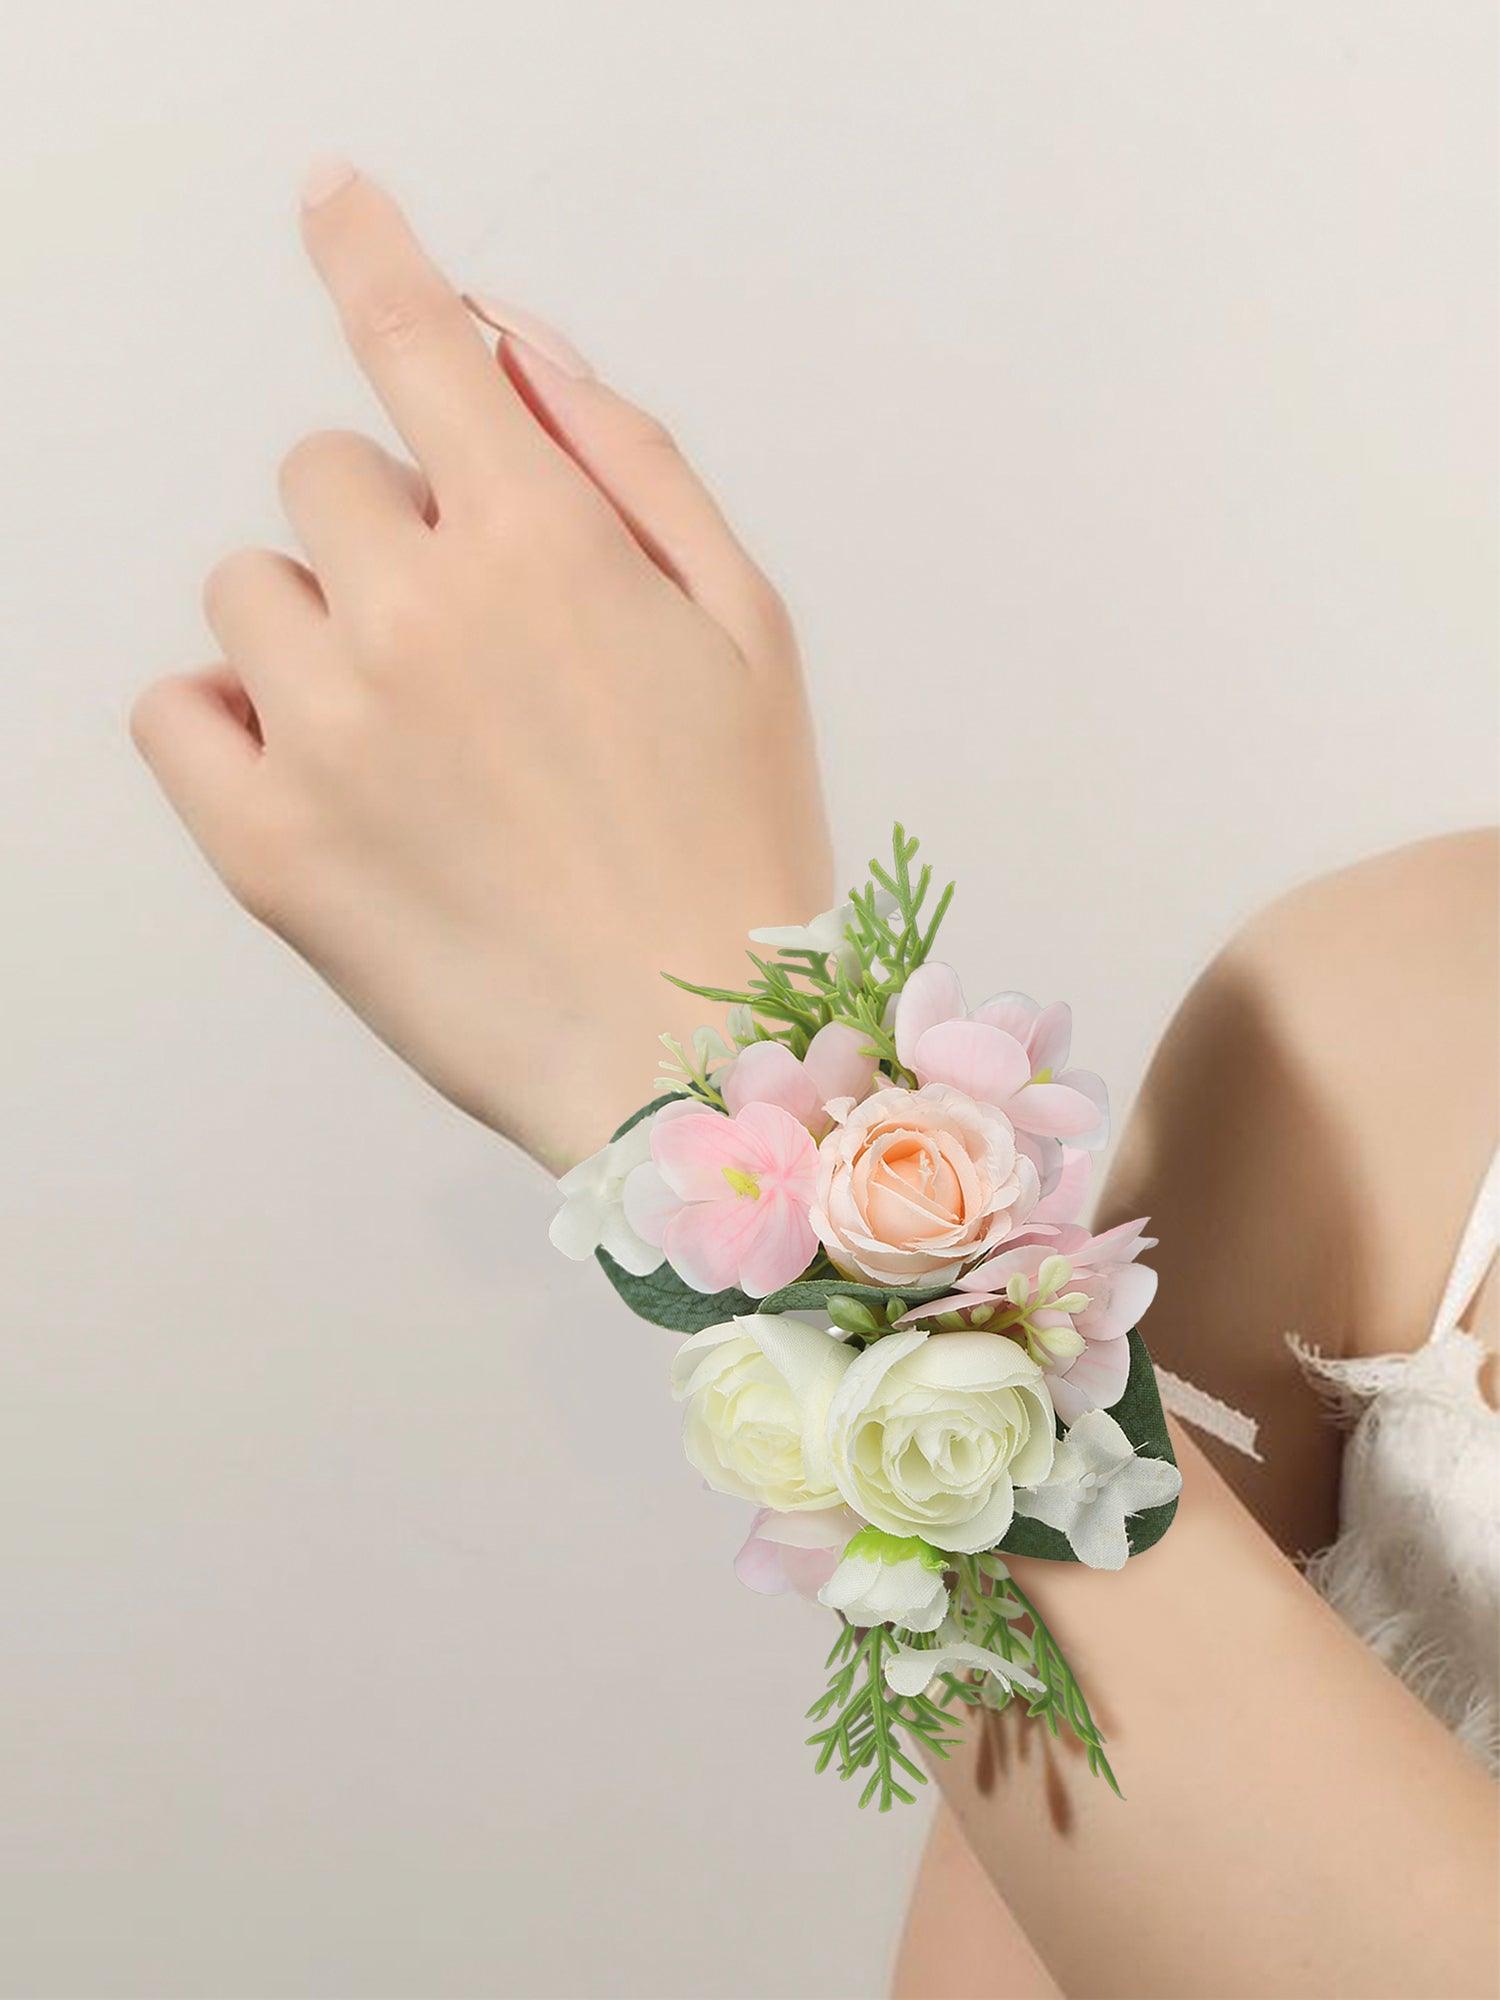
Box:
[1229,828,1497,1029]
[1099,829,1498,1556]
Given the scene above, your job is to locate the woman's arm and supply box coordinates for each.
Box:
[893,1806,1060,2000]
[927,1424,1496,2000]
[898,832,1500,1998]
[1096,831,1500,1554]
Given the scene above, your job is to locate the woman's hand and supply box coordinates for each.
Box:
[131,163,830,1173]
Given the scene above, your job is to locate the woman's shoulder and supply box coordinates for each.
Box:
[1099,828,1497,1556]
[1226,828,1497,1015]
[1224,828,1496,1347]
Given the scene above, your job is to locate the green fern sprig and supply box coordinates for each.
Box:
[930,1558,1121,1792]
[662,824,956,1065]
[806,1622,962,1811]
[1007,1574,1122,1796]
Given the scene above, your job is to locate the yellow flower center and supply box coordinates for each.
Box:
[722,1167,762,1200]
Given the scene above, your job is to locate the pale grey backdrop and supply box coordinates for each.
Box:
[2,4,1495,1996]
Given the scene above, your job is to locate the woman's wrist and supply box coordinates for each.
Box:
[512,986,732,1176]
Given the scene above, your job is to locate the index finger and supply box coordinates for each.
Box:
[298,161,555,506]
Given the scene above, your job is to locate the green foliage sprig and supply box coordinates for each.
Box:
[806,1621,962,1812]
[662,824,956,1071]
[1006,1573,1122,1796]
[654,1025,730,1108]
[938,1556,1122,1796]
[804,1550,1119,1810]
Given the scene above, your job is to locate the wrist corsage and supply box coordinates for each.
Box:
[551,827,1181,1809]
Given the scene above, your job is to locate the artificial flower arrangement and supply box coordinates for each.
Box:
[551,828,1180,1810]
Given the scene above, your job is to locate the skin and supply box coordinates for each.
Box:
[134,171,1498,2000]
[903,1421,1497,2000]
[896,830,1499,1999]
[131,164,830,1176]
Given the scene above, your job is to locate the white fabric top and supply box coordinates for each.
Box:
[1290,1149,1500,1771]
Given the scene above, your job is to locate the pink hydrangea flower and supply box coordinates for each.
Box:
[894,964,1108,1193]
[720,1022,878,1138]
[623,1100,819,1298]
[908,1217,1157,1422]
[1028,1144,1093,1227]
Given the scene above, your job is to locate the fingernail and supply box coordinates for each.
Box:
[463,293,594,379]
[300,156,358,209]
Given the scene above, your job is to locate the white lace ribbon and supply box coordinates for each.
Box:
[1156,1366,1263,1461]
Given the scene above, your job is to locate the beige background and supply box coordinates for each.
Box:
[2,3,1495,1996]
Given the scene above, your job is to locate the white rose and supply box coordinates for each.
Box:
[670,1314,853,1513]
[825,1329,1056,1553]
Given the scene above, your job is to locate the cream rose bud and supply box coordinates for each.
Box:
[826,1328,1056,1553]
[811,1083,1038,1286]
[670,1314,854,1513]
[818,1528,951,1633]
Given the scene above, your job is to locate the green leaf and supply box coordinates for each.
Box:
[595,1248,755,1333]
[995,1328,1179,1563]
[758,1276,950,1317]
[607,1096,680,1142]
[595,1261,957,1339]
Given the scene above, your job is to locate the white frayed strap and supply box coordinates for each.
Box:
[1157,1366,1263,1462]
[1430,1147,1500,1344]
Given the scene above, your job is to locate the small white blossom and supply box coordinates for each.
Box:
[1014,1408,1182,1570]
[549,1116,666,1275]
[883,1623,1042,1700]
[750,889,897,968]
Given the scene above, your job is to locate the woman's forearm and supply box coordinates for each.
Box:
[893,1805,1061,2000]
[930,1424,1497,2000]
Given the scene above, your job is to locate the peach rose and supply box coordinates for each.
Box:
[810,1083,1038,1286]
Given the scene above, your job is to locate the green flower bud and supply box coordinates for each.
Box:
[1037,1254,1074,1296]
[827,1293,880,1335]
